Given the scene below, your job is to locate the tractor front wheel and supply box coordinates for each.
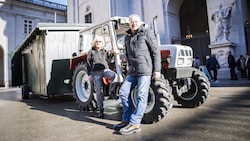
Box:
[176,70,210,108]
[72,63,96,110]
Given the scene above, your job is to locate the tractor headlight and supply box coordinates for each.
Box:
[177,58,184,65]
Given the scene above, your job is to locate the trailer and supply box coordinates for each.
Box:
[11,23,91,99]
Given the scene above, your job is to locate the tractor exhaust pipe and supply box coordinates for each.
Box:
[153,15,161,46]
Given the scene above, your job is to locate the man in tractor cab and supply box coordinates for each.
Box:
[87,36,118,118]
[113,14,161,135]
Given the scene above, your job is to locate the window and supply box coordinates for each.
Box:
[85,13,92,23]
[24,19,33,34]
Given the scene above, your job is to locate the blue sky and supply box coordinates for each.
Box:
[47,0,67,5]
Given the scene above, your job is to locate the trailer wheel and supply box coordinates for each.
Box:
[22,84,29,99]
[131,79,173,123]
[176,70,210,108]
[72,63,97,111]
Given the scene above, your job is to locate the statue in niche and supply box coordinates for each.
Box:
[211,2,235,43]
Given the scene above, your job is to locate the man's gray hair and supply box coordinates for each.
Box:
[129,14,141,21]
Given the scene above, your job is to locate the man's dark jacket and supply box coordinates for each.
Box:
[228,54,236,68]
[208,57,220,70]
[124,25,161,76]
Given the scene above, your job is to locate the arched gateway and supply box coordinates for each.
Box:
[167,0,210,64]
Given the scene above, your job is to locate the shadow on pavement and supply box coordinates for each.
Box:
[142,88,250,141]
[21,94,123,126]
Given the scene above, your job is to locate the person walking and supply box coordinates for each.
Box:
[246,54,250,80]
[113,14,161,135]
[236,55,247,78]
[87,36,118,118]
[205,55,213,80]
[192,57,201,69]
[227,51,238,80]
[208,54,220,82]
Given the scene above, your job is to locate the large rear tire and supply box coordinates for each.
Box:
[72,63,97,110]
[131,79,173,123]
[176,70,210,108]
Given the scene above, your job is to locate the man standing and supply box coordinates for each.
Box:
[236,55,247,78]
[208,54,220,82]
[227,51,238,80]
[113,14,161,135]
[246,54,250,80]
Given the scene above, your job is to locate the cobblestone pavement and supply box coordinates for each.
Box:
[0,80,249,141]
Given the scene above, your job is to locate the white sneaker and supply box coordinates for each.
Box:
[215,80,219,83]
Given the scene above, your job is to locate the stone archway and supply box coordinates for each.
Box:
[165,0,183,44]
[0,46,4,87]
[166,0,210,64]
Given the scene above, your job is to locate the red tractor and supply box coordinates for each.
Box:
[70,16,210,123]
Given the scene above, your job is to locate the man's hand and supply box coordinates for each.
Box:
[111,46,120,55]
[153,71,161,80]
[89,75,93,81]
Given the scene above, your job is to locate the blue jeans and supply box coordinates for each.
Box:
[92,69,117,111]
[119,75,151,127]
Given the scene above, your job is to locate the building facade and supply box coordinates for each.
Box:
[67,0,250,79]
[1,0,250,87]
[0,0,67,87]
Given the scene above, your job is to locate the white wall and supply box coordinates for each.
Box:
[0,0,67,87]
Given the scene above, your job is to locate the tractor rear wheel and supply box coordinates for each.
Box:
[131,79,173,123]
